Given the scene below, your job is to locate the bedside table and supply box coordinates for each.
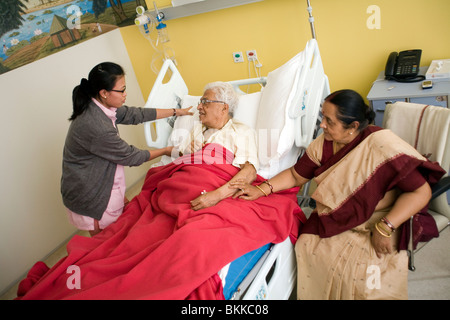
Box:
[367,67,450,126]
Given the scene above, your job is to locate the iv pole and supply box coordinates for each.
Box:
[306,0,316,39]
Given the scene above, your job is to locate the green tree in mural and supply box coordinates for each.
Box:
[92,0,108,18]
[92,0,128,23]
[0,0,29,38]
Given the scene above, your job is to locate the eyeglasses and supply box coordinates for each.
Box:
[198,98,226,106]
[110,87,126,94]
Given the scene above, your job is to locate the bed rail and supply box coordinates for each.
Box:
[228,77,267,94]
[144,59,188,148]
[288,39,330,150]
[234,237,297,300]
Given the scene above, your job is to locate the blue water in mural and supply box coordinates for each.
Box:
[0,0,136,61]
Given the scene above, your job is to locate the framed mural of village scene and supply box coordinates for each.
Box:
[0,0,147,75]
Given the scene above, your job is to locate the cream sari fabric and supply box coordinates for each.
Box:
[295,128,441,300]
[296,214,408,300]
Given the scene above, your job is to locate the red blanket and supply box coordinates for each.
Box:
[17,144,304,300]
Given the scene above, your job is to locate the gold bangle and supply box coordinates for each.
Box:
[255,185,268,197]
[375,222,391,238]
[263,180,274,194]
[377,222,392,235]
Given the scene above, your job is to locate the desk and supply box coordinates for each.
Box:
[367,67,450,126]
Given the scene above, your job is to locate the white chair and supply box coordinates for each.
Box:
[383,101,450,270]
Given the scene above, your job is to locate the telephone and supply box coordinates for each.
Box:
[385,49,425,82]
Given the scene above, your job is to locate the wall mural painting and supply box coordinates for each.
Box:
[0,0,147,75]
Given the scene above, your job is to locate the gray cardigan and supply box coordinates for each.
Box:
[61,101,157,220]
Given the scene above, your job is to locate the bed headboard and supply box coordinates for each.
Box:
[143,39,330,179]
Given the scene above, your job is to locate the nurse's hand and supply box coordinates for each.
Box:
[163,146,174,156]
[149,146,174,161]
[178,105,195,116]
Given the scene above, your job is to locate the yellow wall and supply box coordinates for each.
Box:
[120,0,450,101]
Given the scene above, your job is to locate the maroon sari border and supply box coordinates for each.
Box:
[300,149,445,239]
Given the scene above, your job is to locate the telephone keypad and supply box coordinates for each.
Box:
[396,64,418,76]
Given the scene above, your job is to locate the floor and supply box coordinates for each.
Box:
[2,178,449,300]
[407,226,450,299]
[0,177,145,301]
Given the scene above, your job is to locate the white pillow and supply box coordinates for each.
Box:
[233,91,261,129]
[255,51,304,177]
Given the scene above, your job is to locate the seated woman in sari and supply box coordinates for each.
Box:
[231,89,445,300]
[17,82,303,300]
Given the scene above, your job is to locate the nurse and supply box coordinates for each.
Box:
[61,62,192,236]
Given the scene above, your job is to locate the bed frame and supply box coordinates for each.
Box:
[143,39,329,300]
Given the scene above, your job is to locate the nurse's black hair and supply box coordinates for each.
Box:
[324,89,375,131]
[69,62,125,121]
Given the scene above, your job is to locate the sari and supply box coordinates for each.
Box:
[294,126,445,300]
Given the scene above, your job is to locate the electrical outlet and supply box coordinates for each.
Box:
[246,50,257,61]
[233,51,244,63]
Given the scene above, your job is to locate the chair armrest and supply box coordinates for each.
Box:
[431,176,450,201]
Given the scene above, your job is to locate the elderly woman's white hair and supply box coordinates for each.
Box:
[204,81,240,116]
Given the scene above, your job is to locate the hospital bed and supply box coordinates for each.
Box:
[143,39,330,299]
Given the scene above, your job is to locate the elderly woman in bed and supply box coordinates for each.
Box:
[173,81,259,211]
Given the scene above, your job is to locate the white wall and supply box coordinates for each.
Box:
[0,29,152,295]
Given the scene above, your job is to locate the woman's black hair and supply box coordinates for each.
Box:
[324,89,376,131]
[69,62,125,121]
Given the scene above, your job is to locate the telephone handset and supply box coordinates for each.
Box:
[385,49,425,82]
